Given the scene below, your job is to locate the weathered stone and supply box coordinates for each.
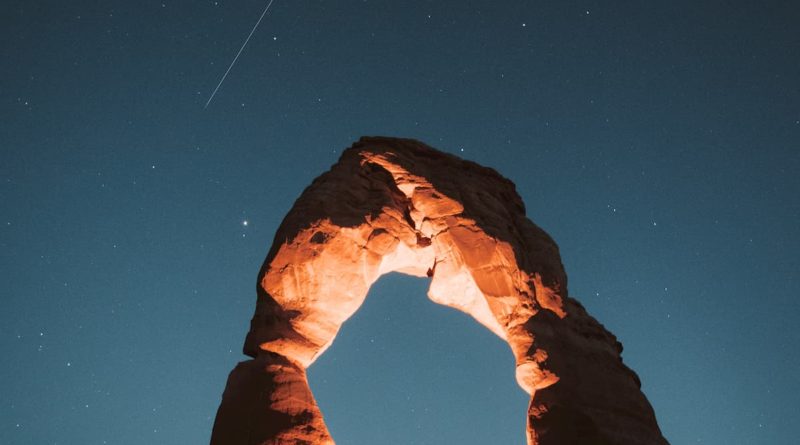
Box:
[210,136,669,445]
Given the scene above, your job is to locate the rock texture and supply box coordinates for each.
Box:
[210,136,669,445]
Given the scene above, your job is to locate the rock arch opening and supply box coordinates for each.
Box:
[307,272,528,444]
[210,137,669,445]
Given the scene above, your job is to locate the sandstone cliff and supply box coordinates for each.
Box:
[210,136,669,445]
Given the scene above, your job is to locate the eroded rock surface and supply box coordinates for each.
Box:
[210,136,669,445]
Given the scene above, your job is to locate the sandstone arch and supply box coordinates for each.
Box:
[210,137,669,445]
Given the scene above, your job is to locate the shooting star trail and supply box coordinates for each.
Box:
[205,0,277,109]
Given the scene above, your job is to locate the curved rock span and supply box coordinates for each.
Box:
[210,136,669,445]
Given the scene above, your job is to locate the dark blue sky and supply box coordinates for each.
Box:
[2,1,798,444]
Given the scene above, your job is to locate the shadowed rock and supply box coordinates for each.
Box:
[210,136,669,445]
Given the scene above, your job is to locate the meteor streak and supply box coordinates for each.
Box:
[205,0,277,109]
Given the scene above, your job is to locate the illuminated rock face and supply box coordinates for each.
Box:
[210,137,669,445]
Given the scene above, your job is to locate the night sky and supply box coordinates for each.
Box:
[2,1,799,444]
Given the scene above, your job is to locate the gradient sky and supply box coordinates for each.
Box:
[2,1,798,444]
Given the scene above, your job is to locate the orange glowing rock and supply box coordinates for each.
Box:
[210,137,669,445]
